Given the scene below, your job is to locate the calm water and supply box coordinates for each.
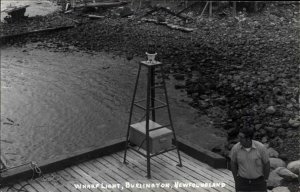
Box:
[0,43,227,168]
[0,44,137,167]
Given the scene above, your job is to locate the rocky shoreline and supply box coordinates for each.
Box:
[1,2,299,191]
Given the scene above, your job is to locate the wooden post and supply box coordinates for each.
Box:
[199,1,209,19]
[70,0,76,8]
[233,2,236,17]
[209,1,212,18]
[254,1,258,12]
[139,0,142,10]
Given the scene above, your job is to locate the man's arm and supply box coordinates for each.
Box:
[263,161,270,180]
[260,146,270,180]
[230,160,238,182]
[229,145,238,181]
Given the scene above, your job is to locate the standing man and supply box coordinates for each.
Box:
[230,127,270,192]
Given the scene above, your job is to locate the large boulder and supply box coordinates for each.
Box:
[266,106,276,114]
[275,167,298,181]
[267,170,284,188]
[272,186,290,192]
[267,147,279,158]
[270,158,286,170]
[269,137,283,148]
[117,6,134,18]
[288,117,300,128]
[287,160,300,174]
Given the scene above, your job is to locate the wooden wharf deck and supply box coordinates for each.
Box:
[1,150,235,192]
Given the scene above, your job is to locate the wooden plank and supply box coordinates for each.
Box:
[34,178,61,192]
[136,153,210,192]
[21,177,49,192]
[7,182,35,192]
[157,154,233,192]
[167,151,222,174]
[92,158,134,192]
[124,151,189,192]
[94,159,131,183]
[19,181,38,192]
[88,158,130,183]
[105,154,172,192]
[38,173,74,192]
[26,178,49,192]
[85,15,105,19]
[79,161,130,192]
[155,153,214,182]
[71,165,101,192]
[151,151,230,192]
[171,151,234,182]
[78,162,121,192]
[125,150,178,181]
[50,172,73,192]
[165,152,235,191]
[115,152,185,192]
[9,183,23,192]
[0,149,235,192]
[151,155,216,192]
[33,172,70,192]
[84,159,118,183]
[0,187,9,192]
[139,151,196,182]
[59,169,86,192]
[118,152,164,179]
[8,183,20,191]
[167,151,234,183]
[114,152,163,180]
[80,161,111,181]
[102,156,137,180]
[0,138,125,186]
[64,167,94,192]
[86,159,121,184]
[53,171,75,192]
[23,183,38,192]
[169,151,233,178]
[111,153,164,181]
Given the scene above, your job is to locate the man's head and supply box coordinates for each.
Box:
[238,127,254,148]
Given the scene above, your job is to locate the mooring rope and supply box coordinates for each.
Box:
[29,161,62,182]
[29,161,42,179]
[4,161,62,192]
[6,184,30,192]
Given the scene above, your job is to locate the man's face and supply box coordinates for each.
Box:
[238,133,252,148]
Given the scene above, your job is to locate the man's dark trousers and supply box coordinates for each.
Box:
[235,176,267,192]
